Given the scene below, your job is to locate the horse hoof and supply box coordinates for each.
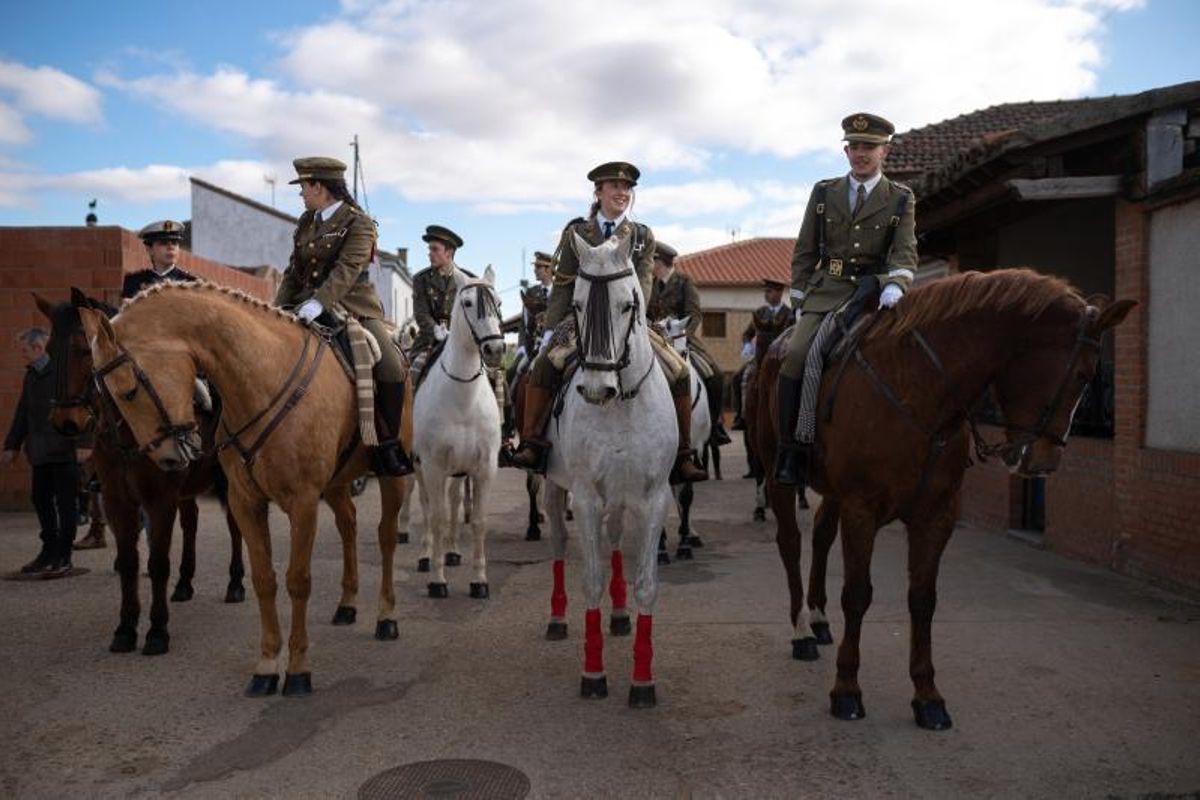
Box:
[375,619,399,641]
[791,637,820,661]
[686,534,704,548]
[445,552,462,567]
[830,693,866,721]
[545,621,568,641]
[427,582,449,599]
[675,547,693,561]
[752,508,766,522]
[609,616,631,636]
[525,526,541,542]
[282,672,313,697]
[628,685,657,709]
[580,675,608,699]
[469,582,489,599]
[657,552,671,566]
[141,629,170,656]
[170,582,194,602]
[245,673,279,697]
[331,605,357,626]
[811,621,834,645]
[225,584,246,604]
[397,531,409,545]
[109,627,137,653]
[912,699,953,730]
[417,557,430,573]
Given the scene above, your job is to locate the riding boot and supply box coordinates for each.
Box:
[774,375,808,487]
[373,381,414,477]
[671,391,708,484]
[507,384,553,473]
[705,374,731,446]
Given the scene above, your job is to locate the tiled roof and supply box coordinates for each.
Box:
[676,238,792,287]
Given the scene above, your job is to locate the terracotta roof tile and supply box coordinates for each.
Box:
[675,238,792,287]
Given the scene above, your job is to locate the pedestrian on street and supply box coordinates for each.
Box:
[2,327,85,576]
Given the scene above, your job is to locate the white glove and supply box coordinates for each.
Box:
[879,282,904,309]
[514,346,527,361]
[540,329,554,348]
[433,323,448,342]
[793,306,803,322]
[297,299,323,322]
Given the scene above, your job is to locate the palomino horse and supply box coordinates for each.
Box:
[78,282,409,697]
[411,267,504,598]
[657,316,710,562]
[40,290,246,656]
[543,232,676,708]
[753,268,1134,729]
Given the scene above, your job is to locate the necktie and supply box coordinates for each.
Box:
[852,183,867,218]
[315,212,323,225]
[603,221,614,239]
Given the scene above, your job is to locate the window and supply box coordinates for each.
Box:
[701,311,726,338]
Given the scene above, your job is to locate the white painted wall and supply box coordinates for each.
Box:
[190,181,295,271]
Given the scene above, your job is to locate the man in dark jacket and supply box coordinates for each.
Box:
[2,328,81,575]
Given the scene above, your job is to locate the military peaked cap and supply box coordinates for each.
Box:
[422,225,464,249]
[532,251,554,267]
[139,219,184,243]
[841,113,895,145]
[762,278,787,290]
[289,156,348,184]
[653,241,678,261]
[587,161,640,186]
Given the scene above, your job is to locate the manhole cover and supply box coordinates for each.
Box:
[358,759,530,800]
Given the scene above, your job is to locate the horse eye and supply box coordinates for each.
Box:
[122,387,138,402]
[622,302,635,313]
[463,299,473,308]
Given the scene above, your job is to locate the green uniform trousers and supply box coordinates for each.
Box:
[361,317,406,383]
[779,310,827,381]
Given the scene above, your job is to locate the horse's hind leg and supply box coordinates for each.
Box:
[830,505,880,721]
[397,474,414,545]
[905,506,956,730]
[576,495,608,699]
[416,468,432,573]
[426,474,450,597]
[525,473,542,541]
[324,485,359,626]
[374,476,402,640]
[544,483,569,640]
[466,470,492,599]
[444,477,463,567]
[675,483,695,559]
[768,480,817,662]
[606,512,630,636]
[143,498,180,655]
[808,498,839,645]
[171,497,198,602]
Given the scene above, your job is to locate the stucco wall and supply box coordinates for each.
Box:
[191,182,295,272]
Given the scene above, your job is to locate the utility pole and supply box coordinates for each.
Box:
[520,246,527,287]
[350,134,360,201]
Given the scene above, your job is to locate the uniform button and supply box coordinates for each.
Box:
[311,271,320,279]
[853,242,860,248]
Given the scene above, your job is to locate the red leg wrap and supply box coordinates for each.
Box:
[550,559,567,619]
[609,550,627,611]
[584,608,604,675]
[632,614,654,683]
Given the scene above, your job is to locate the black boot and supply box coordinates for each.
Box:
[374,381,414,477]
[705,374,731,446]
[774,376,807,487]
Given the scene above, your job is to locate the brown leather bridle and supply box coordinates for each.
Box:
[93,347,200,459]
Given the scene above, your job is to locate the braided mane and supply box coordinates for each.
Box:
[120,279,305,327]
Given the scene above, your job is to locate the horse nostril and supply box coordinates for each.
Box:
[603,387,618,400]
[576,385,586,395]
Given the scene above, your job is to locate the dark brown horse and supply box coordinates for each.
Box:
[38,289,247,656]
[753,269,1134,729]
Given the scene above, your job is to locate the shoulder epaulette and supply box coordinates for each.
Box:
[413,266,432,279]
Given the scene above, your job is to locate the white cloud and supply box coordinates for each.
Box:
[0,101,31,145]
[652,223,743,256]
[637,180,756,218]
[0,159,275,206]
[0,61,102,124]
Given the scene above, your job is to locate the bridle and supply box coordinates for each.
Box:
[574,267,654,400]
[440,282,504,383]
[93,346,200,459]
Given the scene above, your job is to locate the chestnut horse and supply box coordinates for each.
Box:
[753,269,1134,729]
[39,290,246,656]
[78,281,409,697]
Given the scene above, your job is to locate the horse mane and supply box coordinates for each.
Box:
[868,268,1085,341]
[120,279,305,327]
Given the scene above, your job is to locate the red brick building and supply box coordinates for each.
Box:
[889,81,1200,593]
[0,225,275,509]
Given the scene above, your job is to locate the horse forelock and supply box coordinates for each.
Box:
[869,268,1085,341]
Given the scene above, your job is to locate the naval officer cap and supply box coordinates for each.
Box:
[139,219,184,244]
[841,113,895,145]
[653,241,678,262]
[587,161,640,186]
[288,156,348,184]
[422,225,464,249]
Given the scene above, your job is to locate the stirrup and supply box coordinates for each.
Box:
[670,449,708,484]
[373,440,414,477]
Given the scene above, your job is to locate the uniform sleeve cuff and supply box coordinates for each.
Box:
[886,268,915,282]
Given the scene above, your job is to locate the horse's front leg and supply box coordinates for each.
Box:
[282,496,321,695]
[466,470,493,599]
[223,501,247,603]
[769,479,818,661]
[397,472,414,545]
[575,494,608,700]
[544,482,570,640]
[426,474,449,597]
[415,467,433,573]
[807,498,840,646]
[905,505,956,730]
[143,496,180,656]
[374,475,403,640]
[171,496,198,602]
[323,484,359,626]
[229,493,281,697]
[675,483,696,559]
[627,483,673,708]
[830,504,880,721]
[444,477,464,566]
[104,485,143,654]
[525,473,542,541]
[605,511,630,636]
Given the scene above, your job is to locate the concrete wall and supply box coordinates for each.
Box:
[994,198,1116,296]
[1145,197,1200,452]
[191,182,295,271]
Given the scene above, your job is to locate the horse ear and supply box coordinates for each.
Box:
[570,230,590,260]
[70,287,88,308]
[483,265,496,287]
[78,307,119,364]
[1092,298,1137,334]
[615,231,634,262]
[32,292,57,321]
[679,315,690,331]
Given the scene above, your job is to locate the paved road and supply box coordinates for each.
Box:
[1,440,1198,799]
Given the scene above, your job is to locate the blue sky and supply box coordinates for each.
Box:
[1,0,1196,305]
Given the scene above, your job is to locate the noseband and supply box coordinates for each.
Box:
[93,347,199,458]
[574,267,654,400]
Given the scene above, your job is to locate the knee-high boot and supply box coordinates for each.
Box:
[506,384,553,473]
[671,390,708,484]
[774,375,807,486]
[373,381,414,477]
[705,374,731,445]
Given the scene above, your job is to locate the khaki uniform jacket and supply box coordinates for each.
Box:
[410,265,462,354]
[275,203,385,320]
[648,270,714,363]
[518,283,550,354]
[545,217,655,330]
[791,175,917,314]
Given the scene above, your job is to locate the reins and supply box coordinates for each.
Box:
[440,282,503,383]
[93,347,200,459]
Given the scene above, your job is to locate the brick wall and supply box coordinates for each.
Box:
[0,226,274,509]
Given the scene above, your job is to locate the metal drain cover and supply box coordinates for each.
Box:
[358,759,530,800]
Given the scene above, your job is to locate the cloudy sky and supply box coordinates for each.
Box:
[1,0,1196,304]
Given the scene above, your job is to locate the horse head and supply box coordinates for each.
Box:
[990,294,1135,476]
[35,288,115,437]
[660,316,690,358]
[78,303,201,472]
[451,265,505,369]
[571,231,642,405]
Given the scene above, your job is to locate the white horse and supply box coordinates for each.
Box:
[411,267,504,598]
[543,233,676,708]
[657,316,711,562]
